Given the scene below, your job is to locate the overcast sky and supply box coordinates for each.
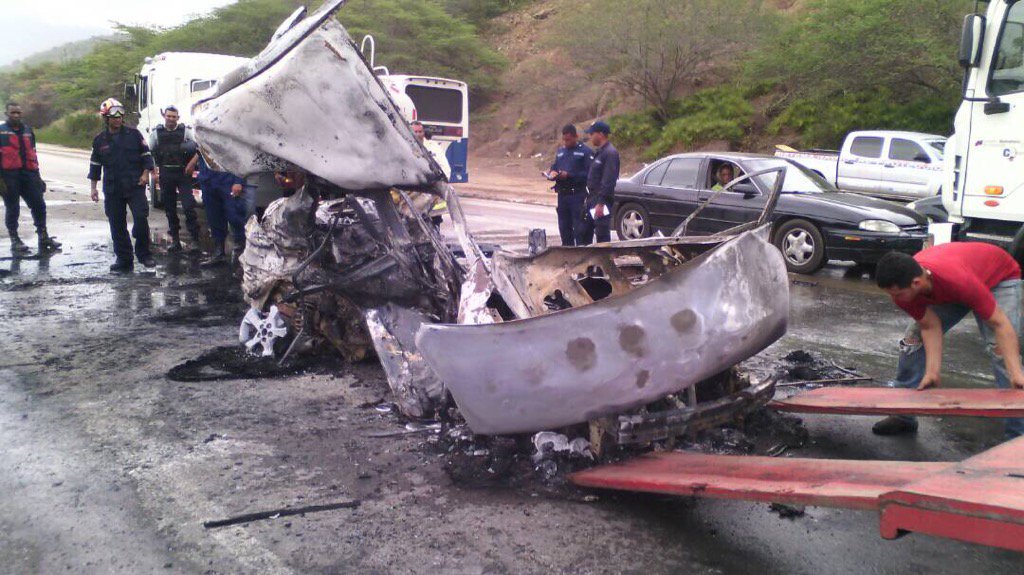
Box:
[0,1,237,66]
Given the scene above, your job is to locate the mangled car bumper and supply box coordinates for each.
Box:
[415,227,789,435]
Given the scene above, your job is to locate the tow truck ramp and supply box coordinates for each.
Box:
[571,388,1024,551]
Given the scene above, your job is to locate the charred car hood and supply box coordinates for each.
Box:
[191,0,444,189]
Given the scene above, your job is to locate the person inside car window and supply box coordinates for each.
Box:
[712,163,735,191]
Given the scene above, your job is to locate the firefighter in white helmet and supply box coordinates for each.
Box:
[88,98,156,272]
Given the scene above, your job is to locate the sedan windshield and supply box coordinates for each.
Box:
[745,159,837,194]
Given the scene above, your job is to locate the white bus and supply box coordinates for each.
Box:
[363,36,470,183]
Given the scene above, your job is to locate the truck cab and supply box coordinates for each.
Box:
[945,0,1024,254]
[132,52,248,138]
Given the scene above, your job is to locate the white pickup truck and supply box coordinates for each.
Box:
[775,130,947,200]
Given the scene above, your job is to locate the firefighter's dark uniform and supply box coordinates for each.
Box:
[581,141,620,245]
[0,121,48,239]
[149,124,199,241]
[549,141,593,246]
[89,126,155,264]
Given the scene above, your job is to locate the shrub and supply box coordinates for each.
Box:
[36,111,104,149]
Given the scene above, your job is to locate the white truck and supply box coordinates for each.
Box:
[775,130,947,200]
[128,52,247,141]
[944,0,1024,261]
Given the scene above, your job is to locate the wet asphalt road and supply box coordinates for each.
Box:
[0,151,1022,573]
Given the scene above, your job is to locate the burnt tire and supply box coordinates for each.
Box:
[774,219,826,274]
[615,203,651,240]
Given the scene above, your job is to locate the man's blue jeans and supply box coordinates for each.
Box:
[891,279,1024,438]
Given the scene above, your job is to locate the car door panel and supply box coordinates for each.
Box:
[695,160,767,233]
[643,157,704,234]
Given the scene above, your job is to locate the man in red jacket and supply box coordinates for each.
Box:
[0,102,60,256]
[874,243,1024,438]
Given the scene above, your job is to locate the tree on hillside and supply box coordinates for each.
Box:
[553,0,771,121]
[437,0,526,28]
[752,0,969,98]
[750,0,971,145]
[340,0,506,100]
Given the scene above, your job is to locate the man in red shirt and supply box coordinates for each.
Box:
[874,243,1024,438]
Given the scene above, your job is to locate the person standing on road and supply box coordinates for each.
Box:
[0,102,61,256]
[186,153,246,266]
[148,105,200,252]
[580,121,619,245]
[410,120,446,230]
[873,244,1024,439]
[89,98,155,272]
[545,124,592,246]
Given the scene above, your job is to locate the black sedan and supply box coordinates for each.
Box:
[612,153,928,273]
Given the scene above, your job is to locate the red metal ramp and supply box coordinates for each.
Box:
[570,452,951,510]
[879,436,1024,551]
[770,387,1024,418]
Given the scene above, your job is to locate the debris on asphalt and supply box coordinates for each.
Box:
[203,499,361,529]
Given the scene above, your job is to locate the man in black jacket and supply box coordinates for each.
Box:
[148,106,200,252]
[580,121,619,245]
[88,98,155,272]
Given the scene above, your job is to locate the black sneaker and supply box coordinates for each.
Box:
[110,260,133,273]
[872,415,918,436]
[138,255,157,268]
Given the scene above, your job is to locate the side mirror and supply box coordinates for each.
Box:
[913,153,931,164]
[732,182,759,197]
[959,14,985,68]
[123,83,137,104]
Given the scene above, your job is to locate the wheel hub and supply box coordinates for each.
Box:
[239,305,289,357]
[783,230,815,265]
[622,211,645,239]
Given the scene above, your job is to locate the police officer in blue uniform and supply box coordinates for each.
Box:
[148,105,200,252]
[88,98,155,272]
[580,121,619,245]
[545,124,593,246]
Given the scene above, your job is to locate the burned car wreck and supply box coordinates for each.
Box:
[191,0,791,440]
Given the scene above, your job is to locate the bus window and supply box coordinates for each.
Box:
[405,85,463,124]
[191,79,217,93]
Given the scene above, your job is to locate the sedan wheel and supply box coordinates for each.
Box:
[616,203,650,240]
[774,219,826,274]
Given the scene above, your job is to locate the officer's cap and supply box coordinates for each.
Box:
[584,121,611,135]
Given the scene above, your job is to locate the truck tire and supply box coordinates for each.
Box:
[774,219,826,274]
[615,203,652,240]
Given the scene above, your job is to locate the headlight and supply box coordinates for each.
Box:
[859,219,901,233]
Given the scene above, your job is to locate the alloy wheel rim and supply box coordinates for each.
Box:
[783,229,815,265]
[622,211,645,239]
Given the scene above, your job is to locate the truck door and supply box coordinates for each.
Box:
[959,3,1024,227]
[837,135,884,194]
[881,138,937,199]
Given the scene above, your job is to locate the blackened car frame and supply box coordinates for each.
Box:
[612,153,929,274]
